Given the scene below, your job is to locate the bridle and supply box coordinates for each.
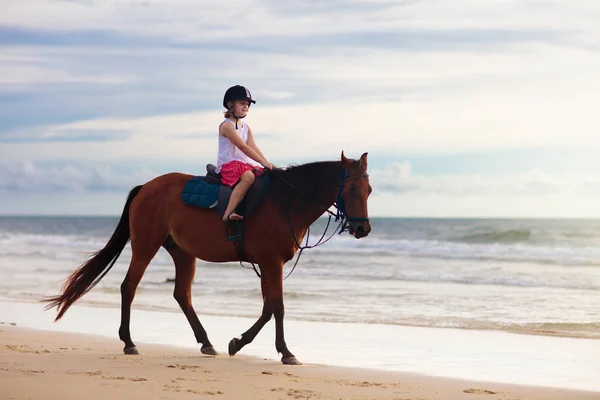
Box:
[334,167,371,233]
[240,166,370,279]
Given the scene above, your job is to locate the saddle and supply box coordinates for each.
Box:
[204,164,222,185]
[181,164,270,251]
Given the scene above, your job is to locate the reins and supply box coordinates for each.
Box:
[239,167,369,280]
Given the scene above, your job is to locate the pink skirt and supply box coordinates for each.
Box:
[220,161,264,187]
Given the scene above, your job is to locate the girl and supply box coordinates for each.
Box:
[216,85,275,222]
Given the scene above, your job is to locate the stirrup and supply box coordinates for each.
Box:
[225,215,242,241]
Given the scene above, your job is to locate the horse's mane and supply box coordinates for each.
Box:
[267,161,342,214]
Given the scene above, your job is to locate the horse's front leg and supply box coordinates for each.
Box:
[266,262,300,364]
[273,288,300,365]
[228,262,301,365]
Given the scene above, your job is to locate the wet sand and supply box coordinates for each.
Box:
[1,325,598,400]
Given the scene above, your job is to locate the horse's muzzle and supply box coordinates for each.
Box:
[349,221,371,239]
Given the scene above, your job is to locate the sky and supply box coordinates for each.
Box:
[1,0,600,218]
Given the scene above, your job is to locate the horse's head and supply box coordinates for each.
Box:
[339,151,372,239]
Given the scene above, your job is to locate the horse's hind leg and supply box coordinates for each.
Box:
[118,239,163,355]
[166,241,217,355]
[118,256,155,354]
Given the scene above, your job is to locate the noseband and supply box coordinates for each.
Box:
[335,167,370,234]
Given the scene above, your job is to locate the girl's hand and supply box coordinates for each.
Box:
[263,162,276,170]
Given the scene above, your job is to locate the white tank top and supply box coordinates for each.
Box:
[215,118,260,173]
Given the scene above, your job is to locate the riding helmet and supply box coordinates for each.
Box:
[223,85,256,109]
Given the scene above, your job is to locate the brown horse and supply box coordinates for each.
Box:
[43,151,371,365]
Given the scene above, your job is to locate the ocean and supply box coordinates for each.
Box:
[1,216,598,339]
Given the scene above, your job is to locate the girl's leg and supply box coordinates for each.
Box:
[223,170,255,221]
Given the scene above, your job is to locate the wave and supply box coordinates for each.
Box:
[310,233,600,267]
[4,222,600,272]
[335,318,600,340]
[0,219,600,266]
[505,322,600,339]
[96,282,323,300]
[9,293,597,340]
[452,229,532,243]
[309,248,600,268]
[0,232,108,249]
[296,267,600,291]
[400,320,600,340]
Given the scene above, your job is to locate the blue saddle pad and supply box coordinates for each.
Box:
[181,176,220,209]
[181,174,271,220]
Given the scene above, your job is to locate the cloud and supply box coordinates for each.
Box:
[370,161,599,197]
[0,160,158,192]
[1,0,599,140]
[1,25,566,53]
[2,0,597,41]
[0,128,132,143]
[3,157,597,201]
[2,78,600,171]
[2,158,598,218]
[1,0,600,217]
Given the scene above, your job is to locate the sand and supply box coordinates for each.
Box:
[1,325,597,400]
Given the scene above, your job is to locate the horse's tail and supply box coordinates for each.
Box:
[43,185,144,321]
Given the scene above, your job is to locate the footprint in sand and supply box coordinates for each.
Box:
[68,370,147,382]
[5,344,53,354]
[285,389,316,399]
[464,388,499,395]
[0,366,43,374]
[164,383,181,392]
[103,376,148,382]
[270,388,318,399]
[176,377,217,383]
[166,364,211,373]
[348,381,386,388]
[163,384,222,395]
[186,389,223,395]
[66,370,104,376]
[334,379,405,389]
[261,370,298,378]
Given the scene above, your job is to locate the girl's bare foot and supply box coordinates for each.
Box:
[223,211,243,222]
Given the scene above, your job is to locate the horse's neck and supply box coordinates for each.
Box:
[305,180,338,224]
[287,163,341,228]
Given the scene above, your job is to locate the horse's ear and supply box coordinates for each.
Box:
[341,151,349,165]
[359,152,368,168]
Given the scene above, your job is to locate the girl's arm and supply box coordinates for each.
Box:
[247,127,275,169]
[220,122,271,168]
[246,126,266,160]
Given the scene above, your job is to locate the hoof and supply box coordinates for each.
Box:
[201,346,218,356]
[123,346,139,355]
[281,356,302,365]
[228,338,239,356]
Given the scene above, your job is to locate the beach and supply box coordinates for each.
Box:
[2,324,598,400]
[2,300,600,399]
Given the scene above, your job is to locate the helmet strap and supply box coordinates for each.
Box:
[229,107,246,129]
